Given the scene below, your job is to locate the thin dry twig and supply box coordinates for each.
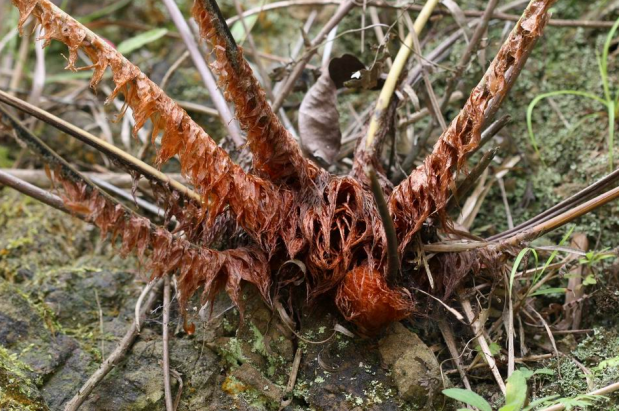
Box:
[0,90,201,203]
[227,0,618,30]
[0,169,185,190]
[94,289,105,361]
[65,279,163,411]
[161,0,243,146]
[538,381,619,411]
[163,275,174,411]
[280,348,302,409]
[497,177,514,229]
[490,167,619,241]
[271,0,355,112]
[426,181,619,253]
[440,0,500,112]
[399,91,464,128]
[8,20,30,96]
[438,320,472,390]
[407,12,447,131]
[160,50,190,91]
[530,306,559,359]
[29,25,45,106]
[460,296,506,394]
[0,169,69,213]
[136,280,157,333]
[170,368,183,411]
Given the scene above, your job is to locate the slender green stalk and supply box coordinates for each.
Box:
[364,0,440,149]
[528,17,619,170]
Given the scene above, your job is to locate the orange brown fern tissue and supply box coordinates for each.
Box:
[8,0,554,334]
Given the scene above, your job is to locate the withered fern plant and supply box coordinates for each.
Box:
[9,0,619,405]
[0,0,562,336]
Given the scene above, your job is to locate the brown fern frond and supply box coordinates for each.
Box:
[192,0,320,186]
[10,0,287,248]
[0,105,270,322]
[389,0,555,252]
[60,175,270,318]
[0,90,218,242]
[9,0,403,332]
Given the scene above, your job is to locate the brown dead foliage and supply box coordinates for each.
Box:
[388,0,554,253]
[336,265,413,334]
[192,0,318,186]
[58,173,270,322]
[12,0,285,243]
[9,0,554,332]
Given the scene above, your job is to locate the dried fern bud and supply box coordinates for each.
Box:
[336,266,414,334]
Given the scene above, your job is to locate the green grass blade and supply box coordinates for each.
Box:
[529,287,567,297]
[442,388,492,411]
[527,91,607,163]
[510,248,538,298]
[609,101,615,171]
[538,226,574,281]
[597,51,612,104]
[117,28,168,55]
[602,17,619,101]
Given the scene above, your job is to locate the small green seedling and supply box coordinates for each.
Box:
[442,366,610,411]
[442,368,557,411]
[579,248,615,267]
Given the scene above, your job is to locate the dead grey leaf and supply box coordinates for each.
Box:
[299,71,341,167]
[299,55,364,167]
[328,54,366,88]
[344,45,389,90]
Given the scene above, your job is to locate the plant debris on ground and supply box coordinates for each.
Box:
[0,0,618,410]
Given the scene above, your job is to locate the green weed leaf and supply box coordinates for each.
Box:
[499,370,527,411]
[117,28,168,55]
[583,274,597,286]
[529,287,567,297]
[442,388,492,411]
[510,248,537,298]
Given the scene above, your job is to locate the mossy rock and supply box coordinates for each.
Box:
[0,346,48,411]
[0,190,87,282]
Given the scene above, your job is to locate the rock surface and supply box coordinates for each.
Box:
[379,322,443,407]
